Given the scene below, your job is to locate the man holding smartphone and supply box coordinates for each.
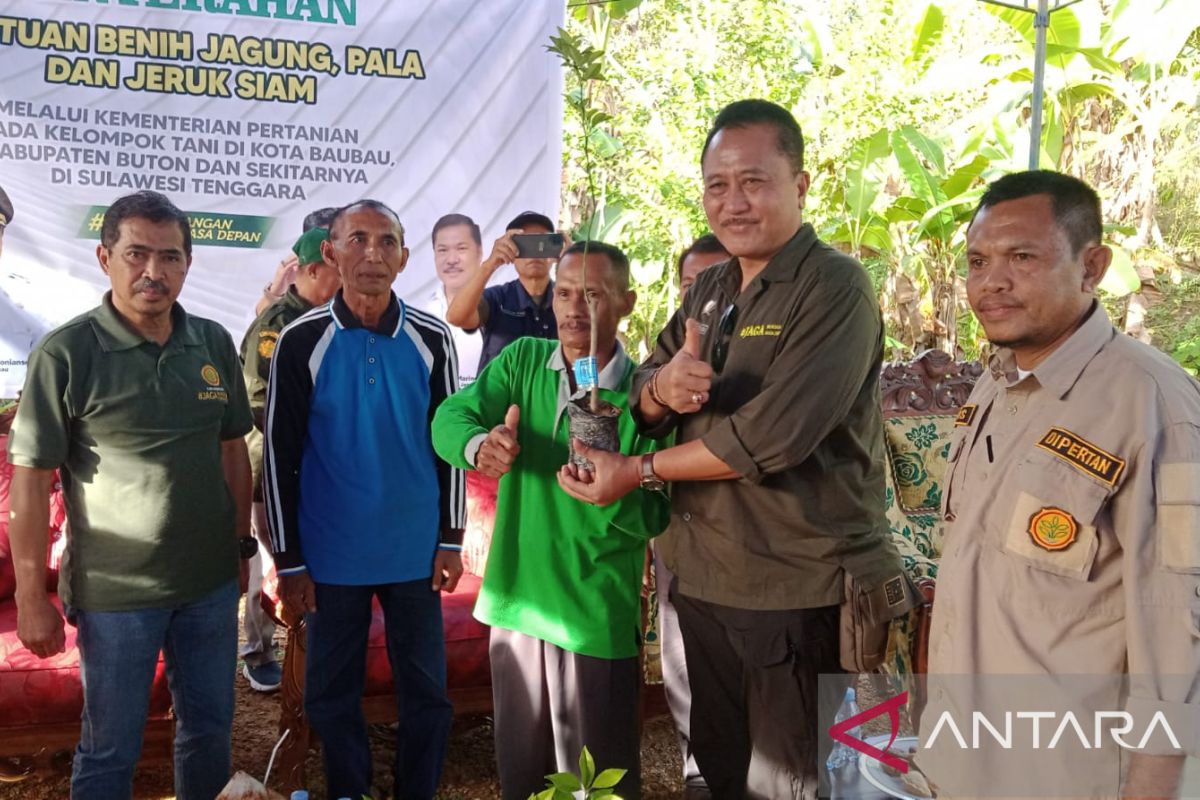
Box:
[445,210,564,371]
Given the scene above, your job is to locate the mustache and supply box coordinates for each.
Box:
[134,278,169,293]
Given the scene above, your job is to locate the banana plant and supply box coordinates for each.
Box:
[827,123,992,356]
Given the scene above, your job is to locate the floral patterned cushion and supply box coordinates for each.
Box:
[884,416,957,513]
[881,416,956,702]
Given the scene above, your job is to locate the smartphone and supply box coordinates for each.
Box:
[513,232,564,259]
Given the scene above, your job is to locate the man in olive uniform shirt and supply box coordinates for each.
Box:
[6,190,253,799]
[560,100,908,799]
[238,226,340,692]
[922,171,1200,798]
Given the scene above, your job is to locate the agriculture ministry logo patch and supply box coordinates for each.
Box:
[201,364,221,386]
[1028,507,1078,551]
[257,331,278,359]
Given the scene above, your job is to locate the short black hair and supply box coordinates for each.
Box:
[974,170,1102,256]
[676,233,728,277]
[101,191,191,256]
[303,207,338,232]
[431,213,482,247]
[329,199,405,243]
[562,240,631,291]
[701,99,804,174]
[506,210,555,233]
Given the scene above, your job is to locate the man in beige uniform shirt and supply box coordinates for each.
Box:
[923,170,1200,798]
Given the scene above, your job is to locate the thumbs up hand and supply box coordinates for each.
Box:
[681,317,703,359]
[654,318,713,414]
[476,404,522,479]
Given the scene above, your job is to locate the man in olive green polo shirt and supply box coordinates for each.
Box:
[238,225,339,693]
[560,100,907,799]
[6,190,253,800]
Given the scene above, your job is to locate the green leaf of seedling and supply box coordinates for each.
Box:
[579,746,596,788]
[592,768,627,789]
[546,771,582,793]
[589,129,623,158]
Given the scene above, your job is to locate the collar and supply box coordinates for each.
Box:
[547,341,633,432]
[987,301,1114,398]
[90,292,201,352]
[330,289,403,336]
[514,278,554,311]
[281,286,315,313]
[718,223,819,297]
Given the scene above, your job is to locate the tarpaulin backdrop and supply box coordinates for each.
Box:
[0,0,564,395]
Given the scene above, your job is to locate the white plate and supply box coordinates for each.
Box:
[856,734,929,800]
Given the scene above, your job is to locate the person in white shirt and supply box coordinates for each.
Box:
[421,213,484,386]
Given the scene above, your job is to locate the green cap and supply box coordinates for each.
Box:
[292,227,329,266]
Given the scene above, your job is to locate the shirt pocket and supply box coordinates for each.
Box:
[1157,463,1200,574]
[1001,455,1109,581]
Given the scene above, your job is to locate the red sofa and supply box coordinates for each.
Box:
[0,426,175,781]
[269,476,495,793]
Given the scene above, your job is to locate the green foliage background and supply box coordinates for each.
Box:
[555,0,1200,365]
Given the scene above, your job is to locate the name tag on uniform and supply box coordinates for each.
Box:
[954,404,978,426]
[1035,426,1126,486]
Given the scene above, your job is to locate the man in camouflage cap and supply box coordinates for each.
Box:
[237,225,340,692]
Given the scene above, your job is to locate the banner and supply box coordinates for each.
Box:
[0,0,564,396]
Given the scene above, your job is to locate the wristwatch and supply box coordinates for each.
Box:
[238,536,259,560]
[639,453,666,492]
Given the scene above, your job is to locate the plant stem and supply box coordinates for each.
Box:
[573,59,602,414]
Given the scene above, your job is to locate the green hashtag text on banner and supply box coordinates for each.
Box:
[78,206,277,250]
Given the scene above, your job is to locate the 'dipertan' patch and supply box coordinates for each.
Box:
[1028,507,1079,551]
[955,404,977,427]
[1035,427,1126,487]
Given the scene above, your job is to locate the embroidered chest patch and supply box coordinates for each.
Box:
[1035,427,1126,486]
[258,330,278,359]
[1028,507,1079,551]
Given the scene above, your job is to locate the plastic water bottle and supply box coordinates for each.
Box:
[826,687,863,770]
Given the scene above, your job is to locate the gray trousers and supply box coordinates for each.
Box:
[671,580,842,800]
[489,627,641,800]
[653,548,709,797]
[239,502,277,667]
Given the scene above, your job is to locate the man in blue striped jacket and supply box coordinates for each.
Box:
[263,199,466,800]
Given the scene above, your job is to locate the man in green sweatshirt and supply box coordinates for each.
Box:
[432,240,668,800]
